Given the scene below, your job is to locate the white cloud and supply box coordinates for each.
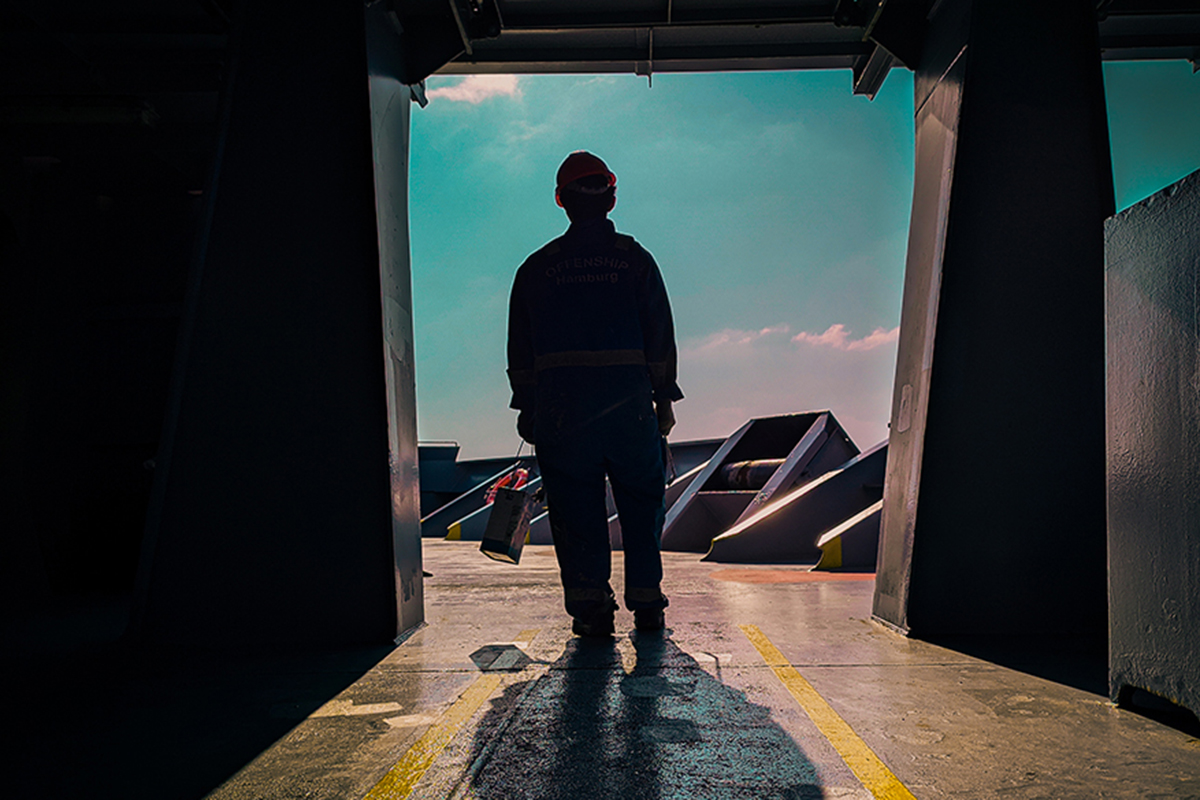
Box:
[427,75,522,104]
[792,323,899,351]
[692,324,792,352]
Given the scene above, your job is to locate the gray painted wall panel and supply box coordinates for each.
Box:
[1106,168,1200,716]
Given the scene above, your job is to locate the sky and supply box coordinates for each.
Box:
[408,60,1200,460]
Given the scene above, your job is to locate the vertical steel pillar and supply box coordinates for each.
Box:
[132,0,422,647]
[874,0,1114,637]
[366,2,424,635]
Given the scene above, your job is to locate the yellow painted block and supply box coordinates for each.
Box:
[815,535,843,571]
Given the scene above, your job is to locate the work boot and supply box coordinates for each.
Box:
[633,609,665,632]
[572,608,615,638]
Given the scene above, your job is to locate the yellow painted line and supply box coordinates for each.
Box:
[740,624,917,800]
[362,674,501,800]
[362,629,539,800]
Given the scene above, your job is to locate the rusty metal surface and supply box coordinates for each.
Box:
[718,458,788,490]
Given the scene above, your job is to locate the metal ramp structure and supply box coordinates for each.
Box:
[527,480,612,546]
[419,457,536,538]
[416,442,535,518]
[422,414,888,567]
[426,413,887,565]
[447,474,546,541]
[424,438,724,544]
[705,441,888,563]
[527,449,716,548]
[814,498,884,571]
[661,411,860,553]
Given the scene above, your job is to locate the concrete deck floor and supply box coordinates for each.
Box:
[7,540,1200,799]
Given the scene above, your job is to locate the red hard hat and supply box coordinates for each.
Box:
[556,151,616,192]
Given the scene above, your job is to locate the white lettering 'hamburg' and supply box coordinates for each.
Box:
[555,272,621,286]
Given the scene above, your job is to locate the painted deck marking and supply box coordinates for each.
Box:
[741,624,918,800]
[362,629,540,800]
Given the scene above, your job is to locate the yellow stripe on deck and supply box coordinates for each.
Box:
[740,624,918,800]
[363,629,540,800]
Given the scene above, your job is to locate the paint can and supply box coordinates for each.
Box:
[480,486,533,564]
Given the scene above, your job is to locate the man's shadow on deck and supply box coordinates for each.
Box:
[469,632,823,800]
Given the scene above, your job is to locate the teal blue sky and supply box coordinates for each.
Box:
[1105,60,1200,210]
[409,62,1200,459]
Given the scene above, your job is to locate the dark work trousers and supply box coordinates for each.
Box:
[534,367,670,621]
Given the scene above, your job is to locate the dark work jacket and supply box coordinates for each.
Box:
[507,217,684,414]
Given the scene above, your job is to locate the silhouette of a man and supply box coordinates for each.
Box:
[507,151,682,636]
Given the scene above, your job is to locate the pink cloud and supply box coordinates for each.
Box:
[426,75,521,104]
[675,322,900,449]
[792,323,898,351]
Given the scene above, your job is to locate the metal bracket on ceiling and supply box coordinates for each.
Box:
[648,28,654,87]
[636,1,672,88]
[447,0,474,55]
[410,80,429,108]
[635,28,654,87]
[852,45,894,100]
[833,0,870,29]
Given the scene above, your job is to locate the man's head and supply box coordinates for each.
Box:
[556,151,616,222]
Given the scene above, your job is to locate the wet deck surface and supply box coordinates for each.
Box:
[216,541,1200,799]
[8,540,1200,799]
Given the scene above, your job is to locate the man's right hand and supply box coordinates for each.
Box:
[517,409,536,444]
[655,400,675,436]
